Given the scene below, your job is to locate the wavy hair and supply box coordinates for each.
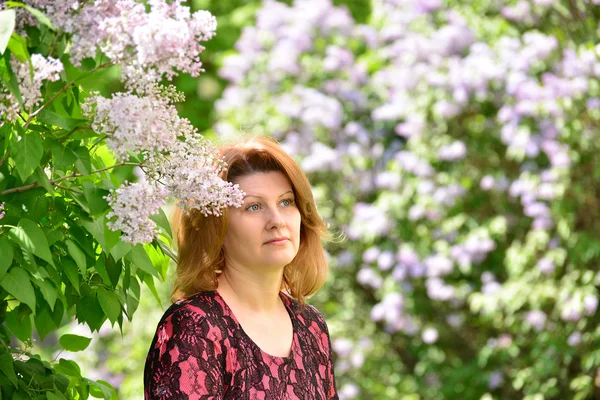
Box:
[171,136,329,304]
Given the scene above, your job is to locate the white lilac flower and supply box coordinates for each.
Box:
[424,254,454,277]
[83,91,182,161]
[584,295,598,316]
[422,328,439,344]
[144,135,245,217]
[488,371,504,389]
[105,181,166,244]
[24,0,216,91]
[332,338,354,358]
[338,383,359,400]
[568,331,582,347]
[357,268,383,289]
[438,141,467,161]
[377,251,395,271]
[525,310,547,332]
[537,257,555,274]
[1,54,63,120]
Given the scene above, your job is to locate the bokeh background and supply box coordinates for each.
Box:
[35,0,600,398]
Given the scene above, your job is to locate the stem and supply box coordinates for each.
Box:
[0,162,139,196]
[89,134,108,153]
[23,61,114,131]
[55,185,83,195]
[0,149,9,167]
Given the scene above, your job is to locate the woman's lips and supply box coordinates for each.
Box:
[265,238,288,245]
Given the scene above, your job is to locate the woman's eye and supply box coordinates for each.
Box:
[281,198,294,207]
[246,204,260,211]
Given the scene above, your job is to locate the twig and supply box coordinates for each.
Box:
[0,149,9,167]
[55,184,83,195]
[89,134,108,153]
[23,61,114,131]
[0,162,139,196]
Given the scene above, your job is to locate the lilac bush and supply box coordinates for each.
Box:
[0,0,243,398]
[216,0,600,398]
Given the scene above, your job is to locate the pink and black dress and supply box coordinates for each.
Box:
[144,291,338,399]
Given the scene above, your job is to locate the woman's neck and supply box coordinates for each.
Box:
[217,265,284,314]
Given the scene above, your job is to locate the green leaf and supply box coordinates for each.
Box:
[38,109,86,131]
[51,297,64,327]
[11,131,44,182]
[0,267,36,312]
[0,51,22,105]
[5,2,55,30]
[93,253,111,287]
[126,244,159,278]
[47,391,67,400]
[83,181,109,215]
[59,334,92,352]
[50,140,78,169]
[143,273,162,308]
[81,217,106,248]
[20,249,38,274]
[0,236,14,280]
[97,287,121,325]
[105,256,121,288]
[34,167,55,195]
[76,292,105,331]
[74,146,91,175]
[33,277,57,310]
[5,306,32,342]
[66,239,87,278]
[109,240,131,261]
[97,380,118,400]
[9,219,54,267]
[0,9,16,55]
[7,32,29,62]
[145,243,170,281]
[53,358,81,378]
[87,379,115,400]
[61,258,80,294]
[0,353,18,387]
[149,208,172,238]
[34,303,57,341]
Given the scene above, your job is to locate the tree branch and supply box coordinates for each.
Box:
[0,162,139,196]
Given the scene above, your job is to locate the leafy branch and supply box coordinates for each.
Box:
[0,162,139,196]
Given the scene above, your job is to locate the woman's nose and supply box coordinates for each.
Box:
[267,208,286,229]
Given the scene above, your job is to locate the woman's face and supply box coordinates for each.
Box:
[223,171,301,272]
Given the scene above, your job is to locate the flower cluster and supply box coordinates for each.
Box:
[82,90,183,161]
[19,0,216,92]
[2,1,242,244]
[84,87,244,242]
[0,54,63,120]
[104,181,166,244]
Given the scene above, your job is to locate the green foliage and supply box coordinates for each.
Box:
[0,3,174,399]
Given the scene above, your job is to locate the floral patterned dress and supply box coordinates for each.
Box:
[144,291,338,399]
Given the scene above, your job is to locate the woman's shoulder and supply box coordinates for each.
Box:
[159,290,225,326]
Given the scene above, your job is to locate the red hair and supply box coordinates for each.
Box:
[171,136,329,304]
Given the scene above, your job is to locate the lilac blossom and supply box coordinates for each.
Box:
[422,327,439,344]
[525,310,547,332]
[105,181,166,244]
[83,91,183,161]
[1,54,63,120]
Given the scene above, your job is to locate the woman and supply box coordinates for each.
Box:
[144,136,338,399]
